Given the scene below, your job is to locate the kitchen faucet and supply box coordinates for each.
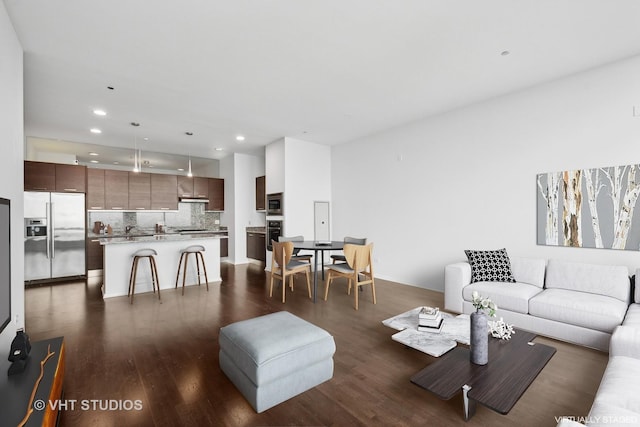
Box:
[125,225,134,234]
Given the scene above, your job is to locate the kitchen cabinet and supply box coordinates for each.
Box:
[128,172,151,210]
[177,176,208,198]
[24,161,55,191]
[55,164,86,193]
[220,232,229,257]
[104,170,129,210]
[25,161,87,193]
[87,169,105,209]
[207,178,224,211]
[86,237,104,270]
[247,232,266,261]
[150,173,178,210]
[256,175,266,211]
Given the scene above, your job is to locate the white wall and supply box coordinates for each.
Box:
[0,3,25,351]
[332,54,640,292]
[220,153,265,264]
[284,137,332,239]
[265,138,285,194]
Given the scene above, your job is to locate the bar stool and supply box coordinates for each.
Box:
[175,244,209,295]
[128,248,161,304]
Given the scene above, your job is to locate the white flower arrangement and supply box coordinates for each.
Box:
[471,290,498,317]
[488,317,515,340]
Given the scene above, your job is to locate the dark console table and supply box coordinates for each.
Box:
[0,336,65,426]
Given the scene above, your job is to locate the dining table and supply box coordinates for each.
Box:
[292,241,344,303]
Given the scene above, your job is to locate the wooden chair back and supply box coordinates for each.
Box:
[278,235,304,255]
[344,243,373,273]
[271,240,294,269]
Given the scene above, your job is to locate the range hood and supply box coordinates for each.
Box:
[179,197,209,203]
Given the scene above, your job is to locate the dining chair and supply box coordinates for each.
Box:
[324,243,376,310]
[330,236,367,264]
[270,240,312,303]
[278,235,312,264]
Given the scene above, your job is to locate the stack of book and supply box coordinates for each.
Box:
[418,306,443,332]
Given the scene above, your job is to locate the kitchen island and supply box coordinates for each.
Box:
[100,233,223,298]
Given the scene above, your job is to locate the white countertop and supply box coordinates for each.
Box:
[99,233,227,245]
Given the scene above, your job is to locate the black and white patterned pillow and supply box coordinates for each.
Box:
[464,248,516,283]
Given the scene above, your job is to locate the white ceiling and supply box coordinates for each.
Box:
[6,0,640,164]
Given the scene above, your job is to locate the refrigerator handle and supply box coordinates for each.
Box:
[46,202,51,259]
[50,202,55,259]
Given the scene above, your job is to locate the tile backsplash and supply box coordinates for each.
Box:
[88,202,221,233]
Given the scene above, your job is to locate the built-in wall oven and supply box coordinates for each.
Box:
[267,193,283,215]
[267,220,282,251]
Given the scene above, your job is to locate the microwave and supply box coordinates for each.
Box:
[267,192,283,215]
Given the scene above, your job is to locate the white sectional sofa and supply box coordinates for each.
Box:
[557,295,640,426]
[444,257,634,352]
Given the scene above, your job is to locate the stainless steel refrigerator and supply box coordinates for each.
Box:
[24,192,86,282]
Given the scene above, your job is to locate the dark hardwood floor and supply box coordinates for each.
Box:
[24,263,607,426]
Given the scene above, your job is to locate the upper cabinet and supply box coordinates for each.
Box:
[207,178,224,211]
[104,170,129,210]
[54,164,86,193]
[177,176,209,199]
[25,161,55,191]
[256,175,266,211]
[128,172,151,210]
[86,168,106,210]
[150,174,178,210]
[24,161,86,193]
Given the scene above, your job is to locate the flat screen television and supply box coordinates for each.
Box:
[0,198,10,335]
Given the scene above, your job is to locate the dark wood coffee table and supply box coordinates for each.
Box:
[411,330,555,420]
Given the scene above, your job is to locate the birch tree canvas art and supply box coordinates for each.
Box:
[537,163,640,250]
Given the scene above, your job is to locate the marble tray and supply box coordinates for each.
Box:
[382,307,470,357]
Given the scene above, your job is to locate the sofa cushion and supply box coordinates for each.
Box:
[464,248,516,283]
[509,257,546,288]
[462,281,543,314]
[623,304,640,329]
[529,289,627,333]
[545,259,630,303]
[588,355,640,424]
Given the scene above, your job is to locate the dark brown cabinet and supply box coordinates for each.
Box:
[87,169,105,209]
[256,176,266,211]
[104,170,129,210]
[151,173,178,210]
[86,238,104,270]
[25,161,87,193]
[128,172,151,210]
[55,164,86,193]
[24,161,55,191]
[220,232,229,257]
[247,232,266,261]
[207,178,224,211]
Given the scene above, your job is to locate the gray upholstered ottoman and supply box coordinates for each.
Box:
[219,311,336,413]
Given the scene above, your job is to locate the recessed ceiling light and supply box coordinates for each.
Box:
[113,161,119,165]
[93,109,107,116]
[90,160,99,164]
[89,152,99,156]
[143,137,149,141]
[215,147,224,151]
[236,135,245,142]
[177,168,185,172]
[90,128,102,134]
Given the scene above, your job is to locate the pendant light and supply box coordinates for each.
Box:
[131,122,140,173]
[186,132,193,177]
